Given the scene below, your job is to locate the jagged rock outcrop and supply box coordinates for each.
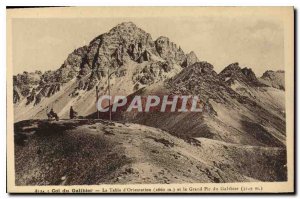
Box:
[167,61,236,106]
[13,71,42,103]
[218,62,263,87]
[133,62,163,85]
[155,36,186,66]
[58,46,89,82]
[182,51,199,67]
[260,70,285,90]
[218,62,243,84]
[241,67,257,82]
[13,69,66,105]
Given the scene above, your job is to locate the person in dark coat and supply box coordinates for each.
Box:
[47,107,59,121]
[70,106,77,119]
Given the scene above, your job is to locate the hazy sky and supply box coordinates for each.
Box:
[12,16,284,76]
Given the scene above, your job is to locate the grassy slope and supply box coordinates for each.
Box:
[14,120,286,185]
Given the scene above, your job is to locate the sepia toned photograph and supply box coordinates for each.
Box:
[6,7,294,193]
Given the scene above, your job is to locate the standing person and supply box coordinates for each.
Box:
[70,106,77,119]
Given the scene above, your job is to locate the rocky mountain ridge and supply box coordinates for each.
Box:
[13,22,285,132]
[102,60,286,148]
[13,22,200,106]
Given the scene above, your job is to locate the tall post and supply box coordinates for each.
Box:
[96,86,99,119]
[108,68,111,121]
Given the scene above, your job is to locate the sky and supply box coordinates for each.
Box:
[12,16,284,76]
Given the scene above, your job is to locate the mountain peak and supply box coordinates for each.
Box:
[171,61,217,86]
[218,63,241,81]
[260,70,285,90]
[13,21,190,106]
[117,21,137,27]
[241,67,257,82]
[223,62,241,71]
[108,21,141,35]
[191,61,214,71]
[261,70,284,78]
[219,63,261,86]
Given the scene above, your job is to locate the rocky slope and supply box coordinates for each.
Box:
[100,61,286,149]
[14,119,286,185]
[218,63,285,119]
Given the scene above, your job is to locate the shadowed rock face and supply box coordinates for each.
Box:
[13,22,197,106]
